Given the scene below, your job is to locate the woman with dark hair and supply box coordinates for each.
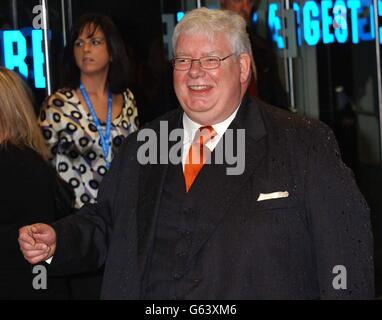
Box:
[39,13,138,299]
[40,13,138,209]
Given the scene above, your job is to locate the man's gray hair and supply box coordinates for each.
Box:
[172,7,253,61]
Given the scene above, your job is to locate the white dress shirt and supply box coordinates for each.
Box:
[181,105,240,170]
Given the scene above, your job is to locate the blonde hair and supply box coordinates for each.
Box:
[0,67,48,160]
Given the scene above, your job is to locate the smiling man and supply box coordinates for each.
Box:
[19,8,374,299]
[173,31,250,125]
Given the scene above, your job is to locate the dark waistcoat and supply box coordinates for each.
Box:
[143,161,204,299]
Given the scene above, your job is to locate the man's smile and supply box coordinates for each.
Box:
[188,84,213,93]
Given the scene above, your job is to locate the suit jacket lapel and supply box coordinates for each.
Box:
[186,96,268,264]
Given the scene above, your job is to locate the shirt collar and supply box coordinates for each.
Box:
[182,103,241,144]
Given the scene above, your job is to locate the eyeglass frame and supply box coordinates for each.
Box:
[172,53,235,71]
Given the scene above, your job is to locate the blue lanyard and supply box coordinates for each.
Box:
[80,82,113,169]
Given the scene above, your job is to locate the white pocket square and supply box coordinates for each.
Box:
[257,191,289,201]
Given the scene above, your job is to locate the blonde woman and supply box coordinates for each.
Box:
[0,67,69,299]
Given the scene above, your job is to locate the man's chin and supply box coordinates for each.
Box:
[184,105,213,116]
[184,108,223,125]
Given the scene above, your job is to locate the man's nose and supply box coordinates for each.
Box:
[188,60,205,78]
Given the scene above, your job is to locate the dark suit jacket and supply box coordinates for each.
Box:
[50,96,374,299]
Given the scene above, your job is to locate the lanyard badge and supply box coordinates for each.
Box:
[80,82,113,169]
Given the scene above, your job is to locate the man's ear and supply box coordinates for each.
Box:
[239,53,251,84]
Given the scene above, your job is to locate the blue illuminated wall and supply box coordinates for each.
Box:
[268,0,382,48]
[0,28,47,89]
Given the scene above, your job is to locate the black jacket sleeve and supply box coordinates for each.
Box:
[49,135,138,276]
[305,122,374,299]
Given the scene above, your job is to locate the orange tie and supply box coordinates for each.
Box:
[184,126,217,193]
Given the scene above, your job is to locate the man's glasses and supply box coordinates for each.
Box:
[172,54,234,71]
